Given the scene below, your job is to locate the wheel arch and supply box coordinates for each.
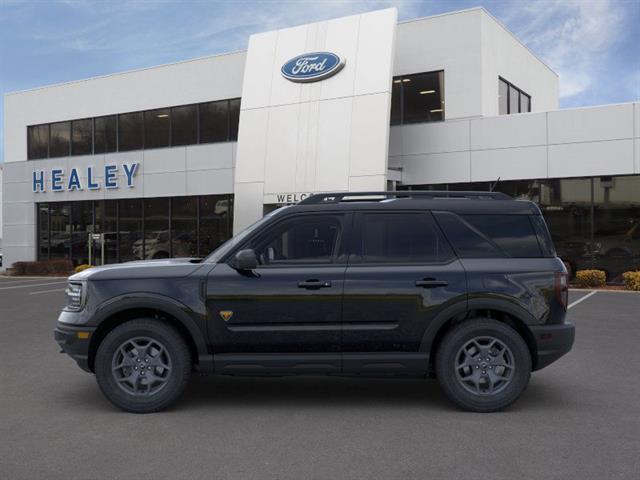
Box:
[87,295,211,373]
[421,297,539,374]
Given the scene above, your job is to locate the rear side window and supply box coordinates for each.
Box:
[356,212,454,263]
[530,215,556,257]
[435,212,544,258]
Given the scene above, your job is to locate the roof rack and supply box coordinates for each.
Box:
[299,190,511,205]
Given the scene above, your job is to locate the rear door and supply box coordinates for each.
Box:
[341,211,466,374]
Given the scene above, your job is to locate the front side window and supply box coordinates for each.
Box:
[357,212,453,263]
[252,215,342,265]
[391,71,444,125]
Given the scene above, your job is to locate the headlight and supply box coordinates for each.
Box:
[65,282,86,311]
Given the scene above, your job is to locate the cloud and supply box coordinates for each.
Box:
[503,0,631,99]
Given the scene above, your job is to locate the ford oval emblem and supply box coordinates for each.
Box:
[281,52,345,83]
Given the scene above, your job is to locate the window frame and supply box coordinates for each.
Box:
[349,210,457,266]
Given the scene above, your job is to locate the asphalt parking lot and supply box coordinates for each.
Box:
[1,276,639,480]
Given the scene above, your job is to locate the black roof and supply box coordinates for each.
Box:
[287,191,540,215]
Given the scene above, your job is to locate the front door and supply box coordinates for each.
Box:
[341,211,467,374]
[206,212,349,374]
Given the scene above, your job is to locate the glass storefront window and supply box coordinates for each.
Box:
[144,198,170,259]
[37,195,233,266]
[38,204,50,261]
[119,199,143,262]
[171,197,198,257]
[199,195,231,256]
[49,203,70,259]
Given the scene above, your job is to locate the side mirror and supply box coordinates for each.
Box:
[232,249,258,271]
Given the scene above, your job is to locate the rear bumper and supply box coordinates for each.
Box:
[530,322,575,371]
[54,323,96,373]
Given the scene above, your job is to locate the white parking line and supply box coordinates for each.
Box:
[0,281,67,291]
[568,291,597,309]
[28,288,66,295]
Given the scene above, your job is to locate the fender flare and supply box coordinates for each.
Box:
[419,295,537,354]
[90,293,211,370]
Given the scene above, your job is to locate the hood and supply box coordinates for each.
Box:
[69,258,206,281]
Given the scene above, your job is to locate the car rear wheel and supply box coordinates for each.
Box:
[436,318,531,412]
[95,319,192,413]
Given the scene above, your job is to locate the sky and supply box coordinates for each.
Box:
[0,0,639,162]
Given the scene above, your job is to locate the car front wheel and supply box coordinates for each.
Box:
[436,318,531,412]
[95,319,192,413]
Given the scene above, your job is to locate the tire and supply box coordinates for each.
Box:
[435,318,531,412]
[95,319,192,413]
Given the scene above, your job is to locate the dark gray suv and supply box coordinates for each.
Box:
[55,191,575,413]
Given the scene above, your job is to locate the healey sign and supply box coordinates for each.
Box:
[32,163,138,193]
[281,52,345,83]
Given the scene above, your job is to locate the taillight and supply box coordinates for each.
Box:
[555,272,568,310]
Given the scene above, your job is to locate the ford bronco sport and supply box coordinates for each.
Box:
[55,191,575,413]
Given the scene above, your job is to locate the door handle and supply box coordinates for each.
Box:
[415,279,448,288]
[298,279,332,289]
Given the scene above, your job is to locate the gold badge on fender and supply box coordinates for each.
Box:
[219,310,233,322]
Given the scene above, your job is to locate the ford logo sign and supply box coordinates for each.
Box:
[281,52,345,83]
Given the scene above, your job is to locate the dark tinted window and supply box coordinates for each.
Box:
[228,98,241,141]
[171,105,197,146]
[199,100,228,143]
[172,197,198,257]
[199,195,231,256]
[358,213,453,263]
[144,198,170,259]
[434,212,503,258]
[71,119,93,155]
[144,108,170,149]
[119,199,143,262]
[94,115,117,153]
[49,121,71,157]
[462,215,542,257]
[530,214,555,257]
[390,70,444,125]
[254,215,342,265]
[28,125,49,159]
[118,112,143,151]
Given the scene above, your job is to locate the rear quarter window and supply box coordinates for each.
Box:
[434,212,545,258]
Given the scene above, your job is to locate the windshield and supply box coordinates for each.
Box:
[203,207,289,263]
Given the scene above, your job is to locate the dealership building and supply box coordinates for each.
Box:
[2,7,639,280]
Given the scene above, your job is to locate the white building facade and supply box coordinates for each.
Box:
[2,7,639,280]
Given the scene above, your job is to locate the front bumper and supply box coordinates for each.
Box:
[530,322,575,371]
[54,322,96,373]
